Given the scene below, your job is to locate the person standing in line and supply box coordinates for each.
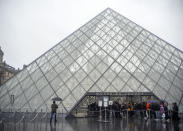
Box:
[160,102,165,120]
[145,102,150,120]
[50,101,58,123]
[172,102,179,121]
[164,102,170,122]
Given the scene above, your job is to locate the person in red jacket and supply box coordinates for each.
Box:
[145,102,150,120]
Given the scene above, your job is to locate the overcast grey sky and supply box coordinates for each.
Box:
[0,0,183,69]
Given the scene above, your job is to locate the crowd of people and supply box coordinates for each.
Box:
[88,101,180,121]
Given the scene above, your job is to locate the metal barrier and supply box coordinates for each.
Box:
[86,108,181,122]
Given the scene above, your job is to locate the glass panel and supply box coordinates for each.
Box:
[161,49,172,60]
[121,84,133,92]
[29,94,44,111]
[103,55,114,66]
[40,62,52,74]
[57,50,69,60]
[24,84,38,101]
[82,62,94,74]
[104,69,117,82]
[31,69,43,82]
[157,56,169,67]
[143,55,155,67]
[134,68,146,82]
[74,69,87,83]
[50,77,63,92]
[27,62,38,74]
[76,55,87,67]
[35,76,48,91]
[36,56,48,67]
[126,77,140,91]
[40,85,54,102]
[8,84,23,100]
[96,62,108,74]
[111,77,125,91]
[118,69,131,83]
[0,85,7,98]
[69,62,80,73]
[125,62,137,73]
[45,68,58,82]
[0,94,10,110]
[143,77,156,91]
[173,77,183,91]
[177,68,183,80]
[49,55,60,67]
[163,69,175,82]
[5,77,19,91]
[137,85,149,92]
[153,85,167,100]
[59,68,72,82]
[72,85,86,101]
[148,69,161,82]
[89,69,101,82]
[153,62,165,74]
[16,69,29,82]
[89,85,101,92]
[158,77,171,91]
[66,77,79,91]
[63,56,74,66]
[89,55,101,67]
[54,62,66,74]
[96,77,110,91]
[105,85,118,92]
[45,50,55,60]
[63,94,77,111]
[56,85,70,100]
[53,44,62,54]
[80,77,94,91]
[148,49,159,60]
[166,62,178,75]
[169,86,182,102]
[21,76,33,92]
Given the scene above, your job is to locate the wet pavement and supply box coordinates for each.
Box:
[2,117,183,131]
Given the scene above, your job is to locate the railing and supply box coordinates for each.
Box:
[73,107,181,122]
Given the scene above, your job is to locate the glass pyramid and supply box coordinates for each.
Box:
[0,8,183,114]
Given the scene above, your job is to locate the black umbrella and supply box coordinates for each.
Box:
[51,97,62,101]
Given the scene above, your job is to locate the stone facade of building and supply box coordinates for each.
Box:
[0,47,19,85]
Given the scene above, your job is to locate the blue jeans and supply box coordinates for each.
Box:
[155,111,159,119]
[50,112,57,123]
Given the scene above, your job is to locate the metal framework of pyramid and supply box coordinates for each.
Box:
[0,8,183,114]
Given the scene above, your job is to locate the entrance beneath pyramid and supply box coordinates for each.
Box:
[69,92,161,118]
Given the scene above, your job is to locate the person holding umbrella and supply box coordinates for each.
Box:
[50,100,58,123]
